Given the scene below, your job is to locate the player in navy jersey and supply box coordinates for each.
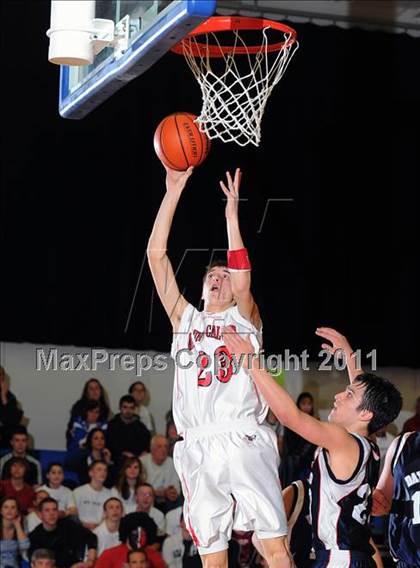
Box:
[373,431,420,567]
[223,326,402,568]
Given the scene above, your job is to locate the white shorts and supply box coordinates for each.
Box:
[173,419,288,555]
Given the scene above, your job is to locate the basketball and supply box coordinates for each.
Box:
[153,112,211,171]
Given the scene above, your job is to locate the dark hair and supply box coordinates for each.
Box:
[119,512,157,545]
[115,457,145,500]
[297,392,314,416]
[103,497,123,511]
[31,549,56,564]
[137,482,154,494]
[88,459,108,473]
[0,496,19,539]
[66,381,110,445]
[85,427,107,451]
[39,497,58,511]
[11,425,28,438]
[119,394,136,407]
[46,462,64,475]
[165,419,178,439]
[129,381,145,395]
[355,373,403,435]
[202,259,228,282]
[7,456,29,476]
[127,548,147,562]
[77,378,110,422]
[81,400,101,421]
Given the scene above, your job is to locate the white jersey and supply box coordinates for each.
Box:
[110,486,136,514]
[165,506,182,536]
[148,506,166,536]
[73,484,112,525]
[163,530,196,568]
[138,405,154,433]
[171,303,266,435]
[26,511,42,533]
[39,484,76,512]
[140,453,180,494]
[93,520,121,555]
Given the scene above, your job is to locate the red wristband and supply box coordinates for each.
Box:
[227,248,251,271]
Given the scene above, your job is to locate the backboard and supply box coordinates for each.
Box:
[57,0,216,119]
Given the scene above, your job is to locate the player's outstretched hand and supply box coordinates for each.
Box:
[315,327,353,359]
[164,164,194,195]
[222,325,254,369]
[219,167,242,219]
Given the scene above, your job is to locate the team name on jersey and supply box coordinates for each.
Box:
[191,324,237,344]
[405,470,420,487]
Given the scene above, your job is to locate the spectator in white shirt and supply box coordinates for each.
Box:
[111,457,145,514]
[73,460,112,530]
[162,515,199,568]
[141,436,181,513]
[135,483,166,538]
[93,497,123,555]
[39,463,76,517]
[165,506,182,537]
[25,489,50,533]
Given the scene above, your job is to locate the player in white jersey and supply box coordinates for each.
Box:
[148,165,291,568]
[224,326,402,568]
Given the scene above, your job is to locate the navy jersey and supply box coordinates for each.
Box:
[389,431,420,565]
[309,433,380,557]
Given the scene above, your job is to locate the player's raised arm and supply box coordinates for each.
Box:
[315,327,363,383]
[147,165,193,331]
[219,168,261,329]
[222,327,355,454]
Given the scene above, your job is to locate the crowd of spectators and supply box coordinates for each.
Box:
[1,366,416,568]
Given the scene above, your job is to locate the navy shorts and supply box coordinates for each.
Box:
[312,550,375,568]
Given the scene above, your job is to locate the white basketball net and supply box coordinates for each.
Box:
[181,27,299,147]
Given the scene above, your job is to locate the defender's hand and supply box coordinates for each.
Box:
[222,325,255,370]
[219,168,242,219]
[315,327,353,359]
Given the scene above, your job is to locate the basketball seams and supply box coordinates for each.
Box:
[174,113,189,170]
[193,115,204,164]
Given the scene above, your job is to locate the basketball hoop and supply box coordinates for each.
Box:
[172,17,299,147]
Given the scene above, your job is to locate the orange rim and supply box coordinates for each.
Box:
[171,16,297,57]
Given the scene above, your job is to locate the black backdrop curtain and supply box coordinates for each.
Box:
[2,1,419,366]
